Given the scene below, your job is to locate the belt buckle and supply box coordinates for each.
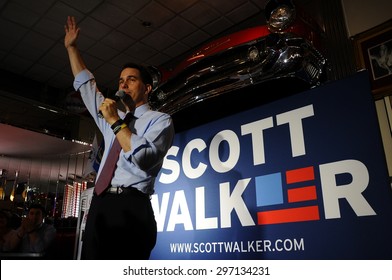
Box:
[116,187,123,194]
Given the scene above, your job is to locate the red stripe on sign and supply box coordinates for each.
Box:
[257,206,320,225]
[286,166,315,184]
[287,186,317,202]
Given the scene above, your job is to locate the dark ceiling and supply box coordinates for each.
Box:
[0,0,271,92]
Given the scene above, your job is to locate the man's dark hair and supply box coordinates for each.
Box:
[28,204,46,216]
[121,63,153,86]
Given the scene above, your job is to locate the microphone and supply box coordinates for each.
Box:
[98,90,126,118]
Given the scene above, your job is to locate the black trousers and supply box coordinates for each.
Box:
[81,188,157,260]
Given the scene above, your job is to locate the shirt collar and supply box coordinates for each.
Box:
[133,103,150,119]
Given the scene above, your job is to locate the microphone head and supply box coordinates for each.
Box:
[115,90,126,99]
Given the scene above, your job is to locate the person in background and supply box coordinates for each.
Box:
[0,210,19,252]
[15,204,56,254]
[64,16,174,259]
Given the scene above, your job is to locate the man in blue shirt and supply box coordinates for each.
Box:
[64,16,174,259]
[15,204,56,255]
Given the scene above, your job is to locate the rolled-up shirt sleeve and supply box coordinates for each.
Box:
[73,69,94,91]
[112,107,174,194]
[125,113,174,175]
[73,69,110,132]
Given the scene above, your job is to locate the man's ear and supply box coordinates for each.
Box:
[145,84,152,95]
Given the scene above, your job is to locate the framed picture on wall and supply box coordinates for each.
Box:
[353,19,392,99]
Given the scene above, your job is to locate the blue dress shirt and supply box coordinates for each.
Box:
[74,69,174,195]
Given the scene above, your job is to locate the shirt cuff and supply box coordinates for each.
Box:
[73,69,94,91]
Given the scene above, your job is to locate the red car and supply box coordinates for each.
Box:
[148,0,327,130]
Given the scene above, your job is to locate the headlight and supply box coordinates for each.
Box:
[248,46,260,62]
[265,0,296,33]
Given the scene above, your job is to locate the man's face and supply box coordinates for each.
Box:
[28,208,43,226]
[118,67,151,109]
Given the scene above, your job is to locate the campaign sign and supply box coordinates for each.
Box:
[150,71,392,260]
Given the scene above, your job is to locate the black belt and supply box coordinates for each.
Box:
[105,186,149,197]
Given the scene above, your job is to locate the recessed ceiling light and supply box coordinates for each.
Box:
[142,21,152,28]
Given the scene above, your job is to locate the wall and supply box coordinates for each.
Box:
[340,0,392,177]
[341,0,392,37]
[376,97,392,176]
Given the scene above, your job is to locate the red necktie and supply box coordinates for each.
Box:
[94,113,133,195]
[94,138,121,196]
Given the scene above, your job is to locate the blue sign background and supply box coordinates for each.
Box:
[150,72,392,260]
